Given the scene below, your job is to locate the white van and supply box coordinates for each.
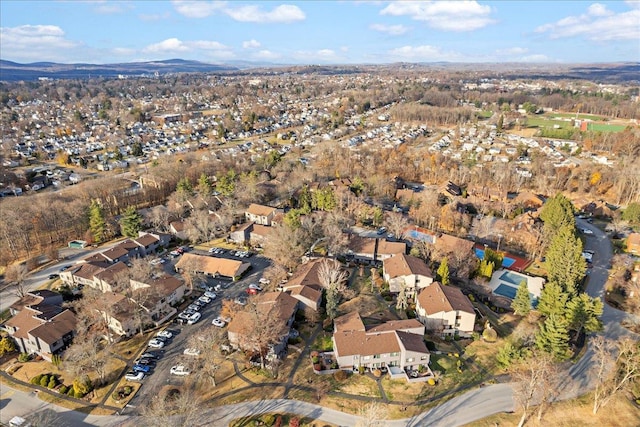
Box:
[9,416,31,427]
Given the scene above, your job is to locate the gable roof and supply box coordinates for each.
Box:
[377,240,406,256]
[334,311,365,333]
[347,235,377,254]
[135,233,159,247]
[384,253,433,279]
[416,282,474,315]
[175,253,251,278]
[5,305,75,344]
[247,203,276,217]
[434,233,474,255]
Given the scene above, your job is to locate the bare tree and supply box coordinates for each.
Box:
[5,263,29,298]
[64,331,109,386]
[592,336,640,414]
[356,401,387,427]
[140,385,203,427]
[511,352,557,427]
[186,327,223,387]
[318,259,350,320]
[396,281,408,311]
[238,301,285,369]
[386,212,409,240]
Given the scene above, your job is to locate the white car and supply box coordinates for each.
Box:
[183,348,201,356]
[204,291,217,299]
[248,283,263,291]
[125,371,145,381]
[170,364,191,376]
[187,304,201,312]
[212,317,226,327]
[259,278,271,285]
[198,295,212,304]
[208,247,217,253]
[148,338,165,348]
[156,330,173,339]
[582,228,594,235]
[186,312,202,324]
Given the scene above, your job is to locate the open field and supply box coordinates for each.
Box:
[587,122,627,132]
[547,112,606,121]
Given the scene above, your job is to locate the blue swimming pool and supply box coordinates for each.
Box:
[500,271,527,286]
[474,248,516,268]
[494,284,517,299]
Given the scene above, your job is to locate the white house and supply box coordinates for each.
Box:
[415,282,476,337]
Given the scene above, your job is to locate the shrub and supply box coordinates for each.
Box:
[358,366,365,375]
[0,336,16,356]
[468,294,475,302]
[313,363,322,371]
[123,386,132,395]
[331,362,339,369]
[30,374,43,385]
[48,378,57,389]
[262,414,276,426]
[427,378,436,386]
[310,350,319,358]
[334,370,347,381]
[18,353,30,362]
[311,356,320,364]
[73,375,92,397]
[482,327,498,342]
[74,390,85,399]
[372,369,382,378]
[289,417,300,427]
[274,415,282,427]
[59,385,68,394]
[66,387,75,396]
[40,375,50,387]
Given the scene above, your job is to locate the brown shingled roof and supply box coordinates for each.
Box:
[247,203,276,216]
[334,311,365,333]
[383,253,433,279]
[416,282,474,315]
[377,240,406,256]
[29,310,76,344]
[175,253,251,278]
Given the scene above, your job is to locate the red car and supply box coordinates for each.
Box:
[246,287,259,295]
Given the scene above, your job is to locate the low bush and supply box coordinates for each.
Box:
[66,387,75,397]
[372,369,382,378]
[427,378,436,386]
[262,414,276,426]
[313,363,322,371]
[274,415,282,427]
[59,385,68,394]
[30,374,43,385]
[311,356,319,364]
[40,375,50,387]
[18,353,30,363]
[333,370,347,381]
[48,378,57,389]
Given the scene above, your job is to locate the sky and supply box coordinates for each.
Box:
[0,1,639,65]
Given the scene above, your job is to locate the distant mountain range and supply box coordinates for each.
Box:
[0,58,638,83]
[0,59,248,81]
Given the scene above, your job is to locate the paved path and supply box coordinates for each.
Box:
[2,219,638,426]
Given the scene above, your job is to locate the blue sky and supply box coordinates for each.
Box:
[1,1,638,64]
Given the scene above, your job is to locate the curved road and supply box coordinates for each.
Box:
[2,219,637,427]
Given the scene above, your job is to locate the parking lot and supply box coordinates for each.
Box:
[126,247,272,406]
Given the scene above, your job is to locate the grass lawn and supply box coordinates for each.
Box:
[463,339,503,376]
[526,117,574,129]
[587,122,627,132]
[311,332,334,352]
[380,377,424,403]
[525,259,547,277]
[103,379,140,408]
[464,392,640,427]
[334,373,380,398]
[547,112,605,121]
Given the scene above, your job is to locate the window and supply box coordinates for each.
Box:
[390,352,400,357]
[373,354,381,359]
[363,355,370,360]
[406,357,414,363]
[421,355,428,360]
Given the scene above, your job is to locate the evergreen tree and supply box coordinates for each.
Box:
[437,257,450,286]
[535,313,571,360]
[511,281,531,316]
[197,173,212,195]
[120,206,143,238]
[565,293,603,336]
[131,141,143,156]
[540,193,576,240]
[176,177,194,196]
[621,202,640,224]
[217,170,236,197]
[545,225,586,293]
[537,281,569,318]
[297,185,312,214]
[88,199,106,243]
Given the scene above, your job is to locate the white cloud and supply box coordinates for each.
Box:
[388,45,463,61]
[243,39,261,49]
[494,47,528,56]
[94,1,133,15]
[370,23,409,35]
[293,48,341,62]
[0,25,80,62]
[142,38,232,59]
[587,3,613,17]
[536,5,640,41]
[224,4,305,23]
[380,0,494,31]
[254,50,281,60]
[172,0,226,18]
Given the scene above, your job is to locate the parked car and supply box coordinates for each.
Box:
[148,338,165,348]
[204,291,217,299]
[135,358,156,367]
[246,287,259,295]
[140,352,160,360]
[186,312,202,324]
[183,348,201,356]
[48,273,60,280]
[582,228,594,235]
[212,317,226,327]
[157,330,173,339]
[187,304,201,312]
[258,278,271,285]
[377,227,387,235]
[132,364,151,373]
[59,265,72,272]
[198,295,212,304]
[234,296,247,306]
[125,371,145,381]
[248,283,263,291]
[170,364,191,376]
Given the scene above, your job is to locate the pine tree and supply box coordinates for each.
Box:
[537,281,569,318]
[545,225,586,293]
[437,257,450,286]
[176,177,194,197]
[511,281,531,316]
[120,206,143,238]
[88,199,106,243]
[540,193,576,240]
[565,293,603,336]
[197,172,212,195]
[535,313,571,360]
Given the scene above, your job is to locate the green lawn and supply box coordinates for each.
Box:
[587,123,627,132]
[526,117,573,129]
[547,112,606,121]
